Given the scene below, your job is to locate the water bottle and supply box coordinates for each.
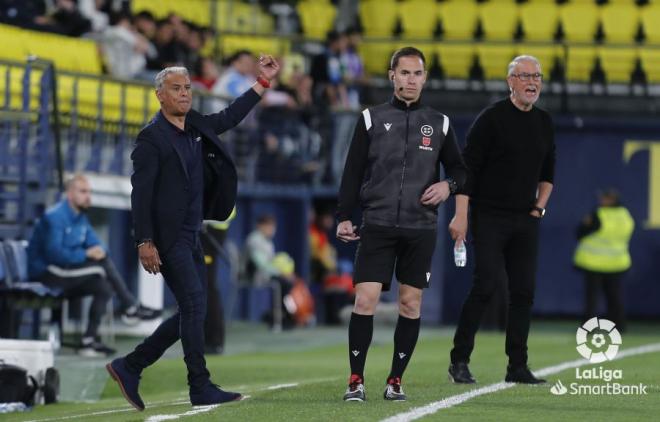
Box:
[454,240,467,267]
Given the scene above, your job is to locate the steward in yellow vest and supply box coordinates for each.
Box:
[573,189,634,331]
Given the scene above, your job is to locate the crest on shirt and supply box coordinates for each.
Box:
[420,125,433,137]
[419,136,433,151]
[384,123,392,131]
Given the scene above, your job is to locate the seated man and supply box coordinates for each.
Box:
[242,214,295,327]
[27,173,161,357]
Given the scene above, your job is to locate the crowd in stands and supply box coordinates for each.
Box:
[0,0,369,186]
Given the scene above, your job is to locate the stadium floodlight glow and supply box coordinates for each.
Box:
[575,317,622,363]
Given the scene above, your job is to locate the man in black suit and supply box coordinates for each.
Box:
[106,56,280,410]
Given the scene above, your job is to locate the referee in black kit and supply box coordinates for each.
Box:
[448,55,555,385]
[337,47,466,401]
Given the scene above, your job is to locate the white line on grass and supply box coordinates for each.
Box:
[143,382,306,422]
[381,343,660,422]
[266,383,299,390]
[145,404,220,422]
[24,378,335,422]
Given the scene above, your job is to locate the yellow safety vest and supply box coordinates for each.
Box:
[573,206,634,273]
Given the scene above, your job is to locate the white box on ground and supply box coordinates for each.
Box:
[0,339,54,404]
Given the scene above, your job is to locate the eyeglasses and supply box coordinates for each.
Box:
[511,73,543,81]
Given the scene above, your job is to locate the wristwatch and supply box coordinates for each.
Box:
[445,177,458,195]
[136,239,153,248]
[533,206,546,217]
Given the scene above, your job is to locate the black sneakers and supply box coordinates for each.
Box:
[78,337,116,357]
[383,377,406,401]
[121,304,162,326]
[505,365,546,384]
[343,374,366,402]
[448,362,476,384]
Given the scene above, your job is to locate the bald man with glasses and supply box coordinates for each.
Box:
[447,55,555,385]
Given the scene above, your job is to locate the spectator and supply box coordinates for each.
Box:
[309,207,354,324]
[99,12,156,79]
[26,173,161,357]
[573,188,635,332]
[147,18,178,70]
[212,50,257,107]
[0,0,45,29]
[241,215,295,328]
[133,10,157,41]
[200,208,238,355]
[78,0,109,32]
[34,0,92,37]
[192,57,220,91]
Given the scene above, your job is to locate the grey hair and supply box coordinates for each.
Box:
[507,55,541,77]
[154,66,189,91]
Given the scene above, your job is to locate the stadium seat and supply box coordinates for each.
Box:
[515,44,563,77]
[359,0,399,37]
[218,1,275,34]
[639,48,660,83]
[0,24,28,62]
[358,41,397,75]
[519,1,559,42]
[566,46,597,82]
[598,47,638,84]
[296,0,337,40]
[476,44,517,80]
[438,0,478,40]
[436,43,476,79]
[600,3,640,44]
[221,35,290,59]
[132,0,211,27]
[559,2,599,42]
[478,0,520,42]
[641,5,660,44]
[398,0,438,40]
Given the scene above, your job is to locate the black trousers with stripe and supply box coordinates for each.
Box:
[42,257,135,338]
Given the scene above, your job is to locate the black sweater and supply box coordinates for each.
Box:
[462,98,555,212]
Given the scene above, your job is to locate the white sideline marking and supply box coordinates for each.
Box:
[143,383,301,422]
[145,404,220,422]
[23,400,191,422]
[266,383,299,390]
[24,378,332,422]
[382,343,660,422]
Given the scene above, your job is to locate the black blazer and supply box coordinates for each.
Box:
[131,88,261,253]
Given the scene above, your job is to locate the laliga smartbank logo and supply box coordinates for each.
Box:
[550,318,648,396]
[576,317,621,363]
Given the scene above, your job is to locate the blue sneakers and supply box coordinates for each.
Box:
[106,357,145,411]
[190,384,242,406]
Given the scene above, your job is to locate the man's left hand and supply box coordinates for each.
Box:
[421,181,450,206]
[257,54,280,81]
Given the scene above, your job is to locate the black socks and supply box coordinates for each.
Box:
[348,312,374,379]
[388,315,421,380]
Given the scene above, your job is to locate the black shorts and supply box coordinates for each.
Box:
[353,224,437,291]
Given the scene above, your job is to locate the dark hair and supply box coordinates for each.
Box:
[256,214,276,225]
[390,46,426,71]
[227,49,253,65]
[134,11,155,21]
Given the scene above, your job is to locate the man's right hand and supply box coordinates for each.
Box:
[336,220,360,243]
[86,245,106,261]
[448,214,468,242]
[139,241,162,275]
